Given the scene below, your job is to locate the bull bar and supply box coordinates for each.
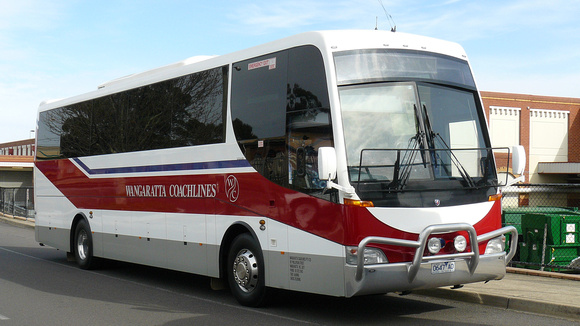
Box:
[354,223,518,283]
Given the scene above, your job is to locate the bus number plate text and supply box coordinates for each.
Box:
[431,261,456,274]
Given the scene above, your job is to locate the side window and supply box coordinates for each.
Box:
[287,46,332,194]
[37,104,92,160]
[171,67,227,146]
[37,109,63,160]
[37,66,227,160]
[231,45,333,198]
[231,51,289,186]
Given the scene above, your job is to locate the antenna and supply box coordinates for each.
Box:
[377,0,396,32]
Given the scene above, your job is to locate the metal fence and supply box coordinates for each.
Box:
[502,184,580,271]
[0,187,34,219]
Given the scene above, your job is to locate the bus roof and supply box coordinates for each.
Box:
[38,30,468,112]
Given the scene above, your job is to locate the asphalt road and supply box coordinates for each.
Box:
[0,220,577,326]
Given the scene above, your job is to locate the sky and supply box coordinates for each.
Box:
[1,0,579,144]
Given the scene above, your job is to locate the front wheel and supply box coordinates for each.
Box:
[227,233,268,307]
[73,219,100,270]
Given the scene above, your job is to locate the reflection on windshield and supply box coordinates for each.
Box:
[339,81,494,189]
[418,84,486,179]
[339,83,419,167]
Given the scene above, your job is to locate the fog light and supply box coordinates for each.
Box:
[428,237,444,254]
[454,235,467,252]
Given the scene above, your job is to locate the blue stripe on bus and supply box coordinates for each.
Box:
[72,158,252,175]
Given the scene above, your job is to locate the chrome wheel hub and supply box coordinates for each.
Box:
[232,249,258,293]
[77,229,88,261]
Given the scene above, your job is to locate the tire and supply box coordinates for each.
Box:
[73,219,100,270]
[227,233,269,307]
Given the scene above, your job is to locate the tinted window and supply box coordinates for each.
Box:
[231,45,333,196]
[286,46,332,193]
[37,66,227,160]
[231,52,288,140]
[231,51,289,186]
[334,49,475,88]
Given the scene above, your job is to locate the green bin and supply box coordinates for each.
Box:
[502,207,579,260]
[518,213,580,269]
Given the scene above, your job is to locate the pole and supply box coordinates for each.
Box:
[540,223,548,271]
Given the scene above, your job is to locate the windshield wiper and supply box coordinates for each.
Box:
[431,132,476,188]
[391,132,423,190]
[421,103,476,188]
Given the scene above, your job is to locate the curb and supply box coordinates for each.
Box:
[0,214,35,228]
[507,266,580,281]
[415,287,580,321]
[413,288,580,320]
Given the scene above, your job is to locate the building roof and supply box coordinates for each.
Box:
[0,155,34,169]
[538,162,580,174]
[481,91,580,107]
[0,138,34,147]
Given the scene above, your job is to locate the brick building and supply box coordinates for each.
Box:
[481,91,580,184]
[0,139,35,188]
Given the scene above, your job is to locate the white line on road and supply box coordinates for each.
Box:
[0,313,9,320]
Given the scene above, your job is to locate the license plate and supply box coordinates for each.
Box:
[431,261,456,274]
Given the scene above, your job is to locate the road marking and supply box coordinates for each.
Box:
[0,313,9,320]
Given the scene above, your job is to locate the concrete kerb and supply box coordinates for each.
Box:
[506,266,580,281]
[415,285,580,321]
[0,213,35,228]
[415,266,580,321]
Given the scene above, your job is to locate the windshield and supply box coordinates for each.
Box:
[335,50,497,206]
[340,81,491,183]
[340,83,419,167]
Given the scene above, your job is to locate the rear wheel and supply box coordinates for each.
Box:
[227,233,268,307]
[74,219,99,269]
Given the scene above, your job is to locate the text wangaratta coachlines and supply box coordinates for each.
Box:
[125,184,218,198]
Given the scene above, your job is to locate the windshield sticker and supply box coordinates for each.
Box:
[248,57,276,71]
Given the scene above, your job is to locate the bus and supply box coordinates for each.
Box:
[34,30,521,307]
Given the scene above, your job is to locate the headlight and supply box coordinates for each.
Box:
[485,235,506,254]
[428,237,445,254]
[346,246,388,265]
[454,235,467,252]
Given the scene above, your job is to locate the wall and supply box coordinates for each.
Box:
[481,91,580,183]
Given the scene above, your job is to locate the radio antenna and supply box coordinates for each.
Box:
[377,0,396,32]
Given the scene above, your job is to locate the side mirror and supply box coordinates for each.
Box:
[318,147,337,181]
[512,145,526,175]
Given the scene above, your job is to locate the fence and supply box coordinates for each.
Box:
[502,184,580,271]
[0,187,34,219]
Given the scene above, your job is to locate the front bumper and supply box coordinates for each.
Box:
[345,224,518,297]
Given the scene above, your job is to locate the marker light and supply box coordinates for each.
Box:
[343,198,374,207]
[454,235,467,252]
[428,237,444,254]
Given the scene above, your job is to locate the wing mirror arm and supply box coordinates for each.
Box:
[318,147,355,196]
